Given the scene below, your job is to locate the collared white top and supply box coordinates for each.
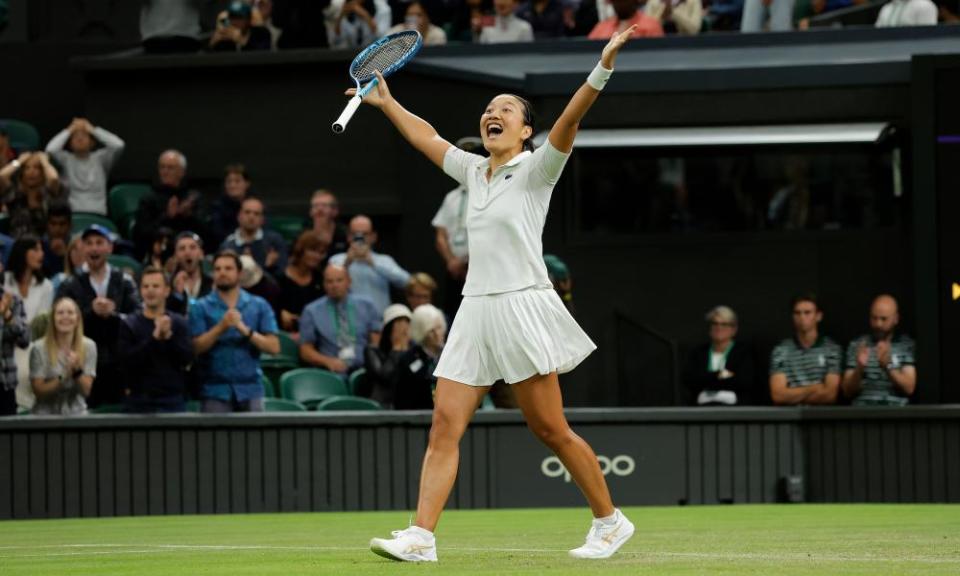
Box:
[443,141,570,296]
[875,0,937,27]
[2,272,53,324]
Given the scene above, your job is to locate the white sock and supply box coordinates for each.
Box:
[596,510,619,526]
[408,525,435,539]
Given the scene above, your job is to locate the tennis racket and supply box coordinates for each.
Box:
[331,30,423,134]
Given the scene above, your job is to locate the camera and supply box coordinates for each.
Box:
[352,233,366,245]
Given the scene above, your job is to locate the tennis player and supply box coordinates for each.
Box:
[358,26,639,562]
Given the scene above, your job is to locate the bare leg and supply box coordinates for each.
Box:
[413,377,488,532]
[512,372,614,518]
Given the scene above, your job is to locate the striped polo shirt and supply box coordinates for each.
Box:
[844,334,915,406]
[770,335,842,388]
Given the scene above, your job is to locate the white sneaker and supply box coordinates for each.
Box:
[569,509,635,559]
[370,526,438,562]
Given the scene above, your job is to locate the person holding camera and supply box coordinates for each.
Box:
[328,215,410,317]
[209,1,272,52]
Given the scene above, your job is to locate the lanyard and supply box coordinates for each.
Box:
[327,300,356,342]
[708,341,734,371]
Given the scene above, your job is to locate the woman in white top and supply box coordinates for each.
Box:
[362,27,639,562]
[45,118,125,215]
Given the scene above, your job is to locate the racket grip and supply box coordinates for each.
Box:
[332,95,363,134]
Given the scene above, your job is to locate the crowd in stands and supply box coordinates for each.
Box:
[138,0,949,55]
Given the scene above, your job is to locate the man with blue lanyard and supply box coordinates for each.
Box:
[190,250,279,412]
[299,264,380,375]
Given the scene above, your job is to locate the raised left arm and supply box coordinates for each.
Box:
[548,25,637,153]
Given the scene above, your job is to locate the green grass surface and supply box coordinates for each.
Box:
[1,505,958,575]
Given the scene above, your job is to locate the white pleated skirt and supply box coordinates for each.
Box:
[433,287,597,386]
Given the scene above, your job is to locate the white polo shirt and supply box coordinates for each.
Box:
[431,186,470,260]
[442,140,570,296]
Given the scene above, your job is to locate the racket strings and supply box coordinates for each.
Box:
[352,35,420,82]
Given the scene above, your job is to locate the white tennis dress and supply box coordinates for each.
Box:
[433,141,597,386]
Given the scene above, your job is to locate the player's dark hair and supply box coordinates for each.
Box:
[506,94,536,152]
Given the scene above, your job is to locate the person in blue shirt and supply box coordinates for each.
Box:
[190,250,279,412]
[328,215,410,317]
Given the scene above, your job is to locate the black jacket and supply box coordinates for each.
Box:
[682,341,758,406]
[394,346,436,410]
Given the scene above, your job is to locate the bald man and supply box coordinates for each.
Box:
[132,149,207,259]
[842,295,917,406]
[299,264,381,375]
[329,215,411,317]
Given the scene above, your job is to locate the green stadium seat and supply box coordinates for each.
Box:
[89,403,125,414]
[185,400,202,412]
[315,395,382,411]
[263,398,307,412]
[108,183,152,236]
[72,212,118,236]
[106,255,142,278]
[267,215,305,243]
[261,331,299,365]
[479,394,496,411]
[261,373,276,398]
[0,119,40,151]
[280,368,348,409]
[347,368,366,395]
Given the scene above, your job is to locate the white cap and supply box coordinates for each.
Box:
[382,303,413,327]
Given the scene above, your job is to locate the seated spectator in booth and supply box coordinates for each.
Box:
[167,231,212,316]
[329,215,410,317]
[405,272,437,311]
[51,236,84,294]
[682,305,757,406]
[140,0,204,54]
[210,164,252,248]
[45,118,124,216]
[190,250,280,413]
[480,0,535,42]
[517,0,568,38]
[133,149,207,260]
[741,0,794,31]
[588,0,664,38]
[645,0,703,34]
[119,266,193,413]
[875,0,937,25]
[387,1,448,44]
[238,254,282,319]
[278,231,327,334]
[0,290,27,416]
[42,202,71,279]
[842,294,916,406]
[299,264,381,375]
[210,1,272,51]
[29,297,97,416]
[769,293,842,406]
[449,0,494,42]
[394,304,446,410]
[307,189,348,261]
[332,0,393,48]
[361,303,412,408]
[219,197,288,278]
[0,152,65,238]
[0,127,16,168]
[144,226,175,271]
[56,225,141,409]
[253,0,283,49]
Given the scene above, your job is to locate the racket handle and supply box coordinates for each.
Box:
[332,95,363,134]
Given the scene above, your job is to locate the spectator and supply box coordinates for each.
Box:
[588,0,663,38]
[387,1,448,44]
[145,226,175,271]
[238,254,282,318]
[132,149,207,261]
[769,294,842,406]
[44,118,124,215]
[332,0,392,48]
[220,197,288,278]
[51,236,84,294]
[0,152,65,238]
[278,231,327,334]
[480,0,535,42]
[543,254,574,315]
[253,0,283,49]
[449,0,494,42]
[741,0,794,32]
[210,1,273,51]
[168,231,212,315]
[307,189,348,261]
[842,295,916,406]
[875,0,937,25]
[361,303,412,407]
[210,164,251,248]
[517,0,568,38]
[140,0,203,54]
[432,136,478,316]
[704,0,744,31]
[0,290,27,416]
[645,0,703,34]
[329,215,410,316]
[299,264,380,375]
[42,202,72,279]
[0,127,15,168]
[405,272,437,311]
[682,305,757,406]
[119,266,193,413]
[55,225,141,408]
[272,0,330,48]
[29,297,96,416]
[190,251,280,413]
[394,303,446,409]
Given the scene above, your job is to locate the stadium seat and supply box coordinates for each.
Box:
[72,212,118,236]
[280,368,348,409]
[261,373,276,398]
[267,215,304,243]
[108,183,152,235]
[347,368,366,395]
[185,400,202,412]
[106,254,142,278]
[0,119,40,151]
[260,332,300,386]
[263,398,307,412]
[315,395,382,411]
[479,394,496,411]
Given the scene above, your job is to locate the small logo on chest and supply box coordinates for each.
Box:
[504,174,513,180]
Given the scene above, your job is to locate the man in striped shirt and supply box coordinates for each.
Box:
[842,295,916,406]
[769,294,842,405]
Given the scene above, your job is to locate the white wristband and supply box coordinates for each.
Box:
[587,62,613,91]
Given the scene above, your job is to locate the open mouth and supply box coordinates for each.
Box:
[486,123,503,138]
